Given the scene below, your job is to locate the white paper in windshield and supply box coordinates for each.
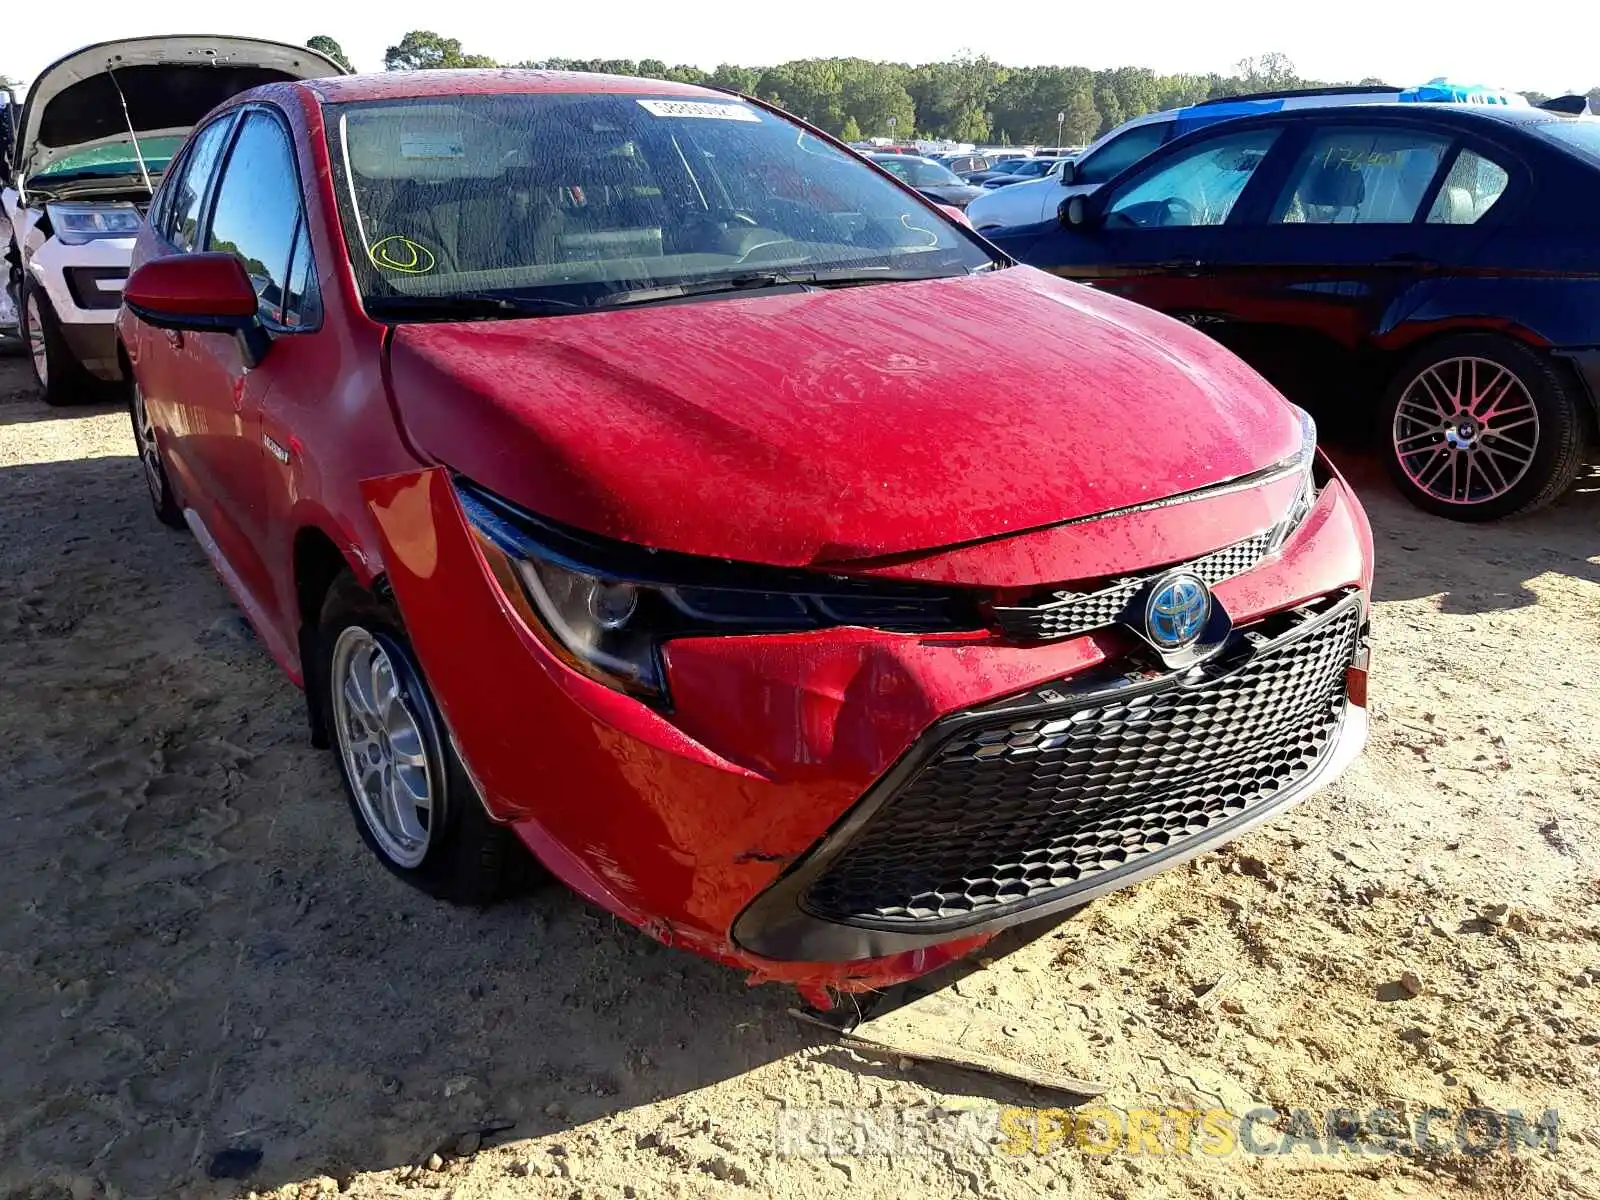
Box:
[636,99,760,122]
[399,133,466,159]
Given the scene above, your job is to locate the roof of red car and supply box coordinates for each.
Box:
[301,70,722,104]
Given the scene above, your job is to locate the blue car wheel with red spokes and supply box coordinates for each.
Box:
[1382,333,1588,521]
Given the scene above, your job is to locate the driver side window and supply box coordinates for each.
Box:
[1105,128,1281,229]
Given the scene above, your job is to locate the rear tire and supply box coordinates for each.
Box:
[1381,333,1587,521]
[316,572,541,904]
[21,279,94,407]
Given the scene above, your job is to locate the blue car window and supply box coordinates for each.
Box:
[1105,129,1280,228]
[1274,129,1449,224]
[1425,149,1510,224]
[1076,123,1170,185]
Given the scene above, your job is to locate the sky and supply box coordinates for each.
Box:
[3,0,1594,96]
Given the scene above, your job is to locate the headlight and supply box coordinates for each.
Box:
[457,479,982,704]
[1267,405,1319,552]
[45,202,143,245]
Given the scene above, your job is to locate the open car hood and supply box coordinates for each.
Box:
[14,36,345,182]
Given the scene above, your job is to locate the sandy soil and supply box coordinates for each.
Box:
[1,353,1598,1200]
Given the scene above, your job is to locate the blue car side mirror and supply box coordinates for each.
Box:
[1059,194,1092,229]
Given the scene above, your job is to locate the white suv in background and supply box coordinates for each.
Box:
[1,36,343,404]
[965,81,1528,233]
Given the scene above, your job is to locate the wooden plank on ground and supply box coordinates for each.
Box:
[792,988,1107,1099]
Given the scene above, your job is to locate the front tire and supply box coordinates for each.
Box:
[1381,333,1588,521]
[128,379,185,529]
[21,279,93,407]
[316,573,540,904]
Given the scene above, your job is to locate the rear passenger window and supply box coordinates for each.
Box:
[205,111,302,326]
[1426,149,1510,224]
[165,115,236,251]
[1274,129,1450,224]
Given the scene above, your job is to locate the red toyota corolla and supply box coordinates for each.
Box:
[117,72,1373,1003]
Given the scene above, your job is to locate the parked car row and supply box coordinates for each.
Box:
[865,153,985,209]
[963,82,1531,233]
[989,98,1600,520]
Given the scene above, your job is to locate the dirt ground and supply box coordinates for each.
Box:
[1,351,1598,1200]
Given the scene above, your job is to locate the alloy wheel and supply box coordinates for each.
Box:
[330,626,435,868]
[25,294,47,388]
[1392,356,1540,506]
[131,383,166,508]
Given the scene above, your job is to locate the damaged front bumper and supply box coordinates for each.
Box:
[364,466,1372,993]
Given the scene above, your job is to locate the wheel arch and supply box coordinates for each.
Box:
[292,523,385,747]
[1371,321,1600,442]
[1371,317,1552,362]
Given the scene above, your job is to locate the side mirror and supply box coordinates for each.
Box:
[1058,160,1077,185]
[125,252,262,332]
[1059,194,1092,229]
[125,252,271,365]
[935,203,972,228]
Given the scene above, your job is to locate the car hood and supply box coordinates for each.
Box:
[967,174,1059,219]
[388,266,1301,568]
[15,36,345,182]
[920,184,985,207]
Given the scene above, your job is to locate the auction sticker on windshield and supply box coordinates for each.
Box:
[637,99,760,122]
[400,133,465,159]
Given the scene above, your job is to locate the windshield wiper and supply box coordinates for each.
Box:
[366,262,1006,322]
[365,293,587,322]
[593,265,990,309]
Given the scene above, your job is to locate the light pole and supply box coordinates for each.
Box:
[1056,109,1065,147]
[887,116,897,144]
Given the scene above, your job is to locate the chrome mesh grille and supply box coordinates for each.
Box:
[991,532,1274,643]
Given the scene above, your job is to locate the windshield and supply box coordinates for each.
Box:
[1531,117,1600,165]
[327,92,996,315]
[873,157,964,187]
[33,136,185,181]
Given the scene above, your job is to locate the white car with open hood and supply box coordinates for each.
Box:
[1,36,345,404]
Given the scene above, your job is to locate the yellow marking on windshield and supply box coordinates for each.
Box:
[370,235,437,274]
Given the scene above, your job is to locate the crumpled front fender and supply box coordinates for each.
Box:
[360,466,997,991]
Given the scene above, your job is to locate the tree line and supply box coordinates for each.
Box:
[351,34,1600,145]
[356,35,1363,143]
[8,33,1599,146]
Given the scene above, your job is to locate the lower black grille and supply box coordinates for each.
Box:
[801,596,1361,928]
[64,267,126,311]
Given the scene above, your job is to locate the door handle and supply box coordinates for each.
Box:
[165,330,184,350]
[1157,258,1206,275]
[1381,253,1438,269]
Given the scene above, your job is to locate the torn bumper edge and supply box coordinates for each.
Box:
[361,465,1372,995]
